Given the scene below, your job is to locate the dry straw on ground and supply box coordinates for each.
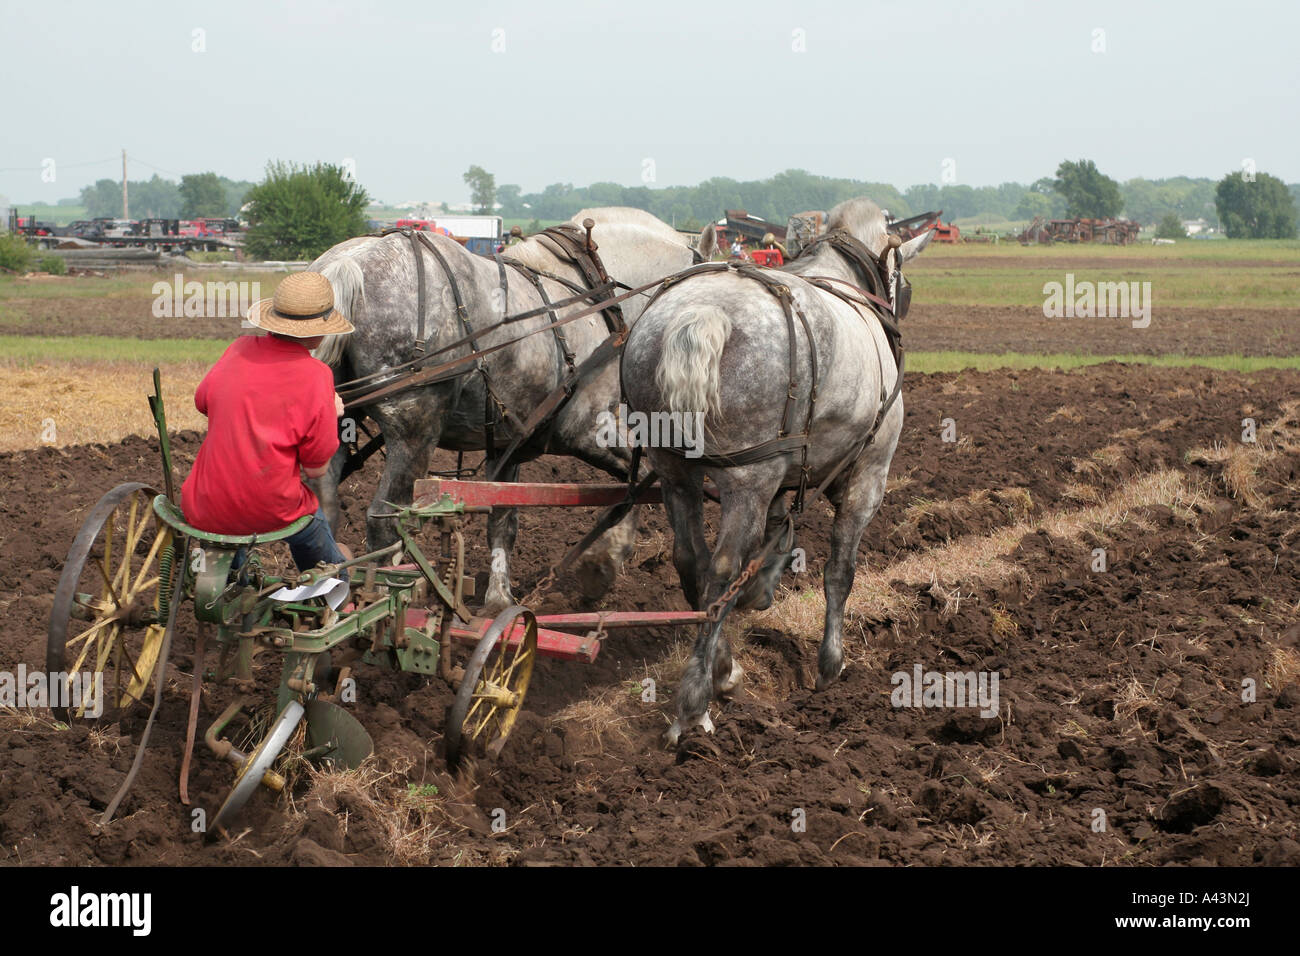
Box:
[0,362,208,452]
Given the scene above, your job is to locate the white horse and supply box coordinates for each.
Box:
[309,209,716,611]
[621,198,931,743]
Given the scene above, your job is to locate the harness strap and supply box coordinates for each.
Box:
[339,274,661,410]
[415,232,476,353]
[515,266,576,374]
[409,230,428,353]
[536,224,627,335]
[485,329,627,481]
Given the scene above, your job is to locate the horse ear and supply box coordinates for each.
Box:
[899,229,933,264]
[696,223,718,261]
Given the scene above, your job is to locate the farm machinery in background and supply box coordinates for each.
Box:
[713,209,789,264]
[5,208,243,253]
[1018,216,1141,246]
[706,207,971,263]
[886,210,960,244]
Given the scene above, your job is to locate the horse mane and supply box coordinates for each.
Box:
[569,207,683,243]
[824,198,888,251]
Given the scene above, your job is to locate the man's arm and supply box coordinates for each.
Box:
[298,377,344,479]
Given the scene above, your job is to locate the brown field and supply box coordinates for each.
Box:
[0,247,1296,867]
[1,364,1297,866]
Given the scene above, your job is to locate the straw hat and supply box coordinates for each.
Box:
[246,271,355,337]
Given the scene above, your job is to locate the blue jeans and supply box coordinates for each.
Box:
[233,507,349,582]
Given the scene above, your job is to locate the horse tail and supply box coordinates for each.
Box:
[313,255,365,368]
[654,305,731,422]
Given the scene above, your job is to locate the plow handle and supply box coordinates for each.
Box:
[149,367,176,501]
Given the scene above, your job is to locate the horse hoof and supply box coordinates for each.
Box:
[663,710,715,748]
[715,661,744,698]
[815,664,846,691]
[481,582,514,617]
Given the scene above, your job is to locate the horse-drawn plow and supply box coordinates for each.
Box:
[44,203,922,839]
[47,374,712,838]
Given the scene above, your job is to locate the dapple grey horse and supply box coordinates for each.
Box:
[308,209,715,612]
[620,198,931,744]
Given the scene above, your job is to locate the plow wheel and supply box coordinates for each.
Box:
[210,700,304,835]
[47,483,176,722]
[446,606,538,769]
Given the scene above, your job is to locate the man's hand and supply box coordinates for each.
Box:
[334,392,345,417]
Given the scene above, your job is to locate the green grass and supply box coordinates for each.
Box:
[1,336,1293,375]
[907,351,1300,373]
[914,237,1300,261]
[908,263,1300,309]
[0,270,287,301]
[0,335,227,364]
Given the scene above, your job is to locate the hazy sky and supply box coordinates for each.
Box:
[2,0,1297,204]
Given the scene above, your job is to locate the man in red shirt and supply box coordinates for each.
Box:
[181,271,355,576]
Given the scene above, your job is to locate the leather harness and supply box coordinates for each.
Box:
[335,223,636,481]
[638,229,905,516]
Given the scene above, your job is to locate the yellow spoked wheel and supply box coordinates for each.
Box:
[446,606,538,769]
[47,483,177,722]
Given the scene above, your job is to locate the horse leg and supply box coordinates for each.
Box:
[483,461,520,614]
[658,470,709,609]
[737,492,793,611]
[667,463,784,745]
[818,455,892,690]
[572,505,640,603]
[565,436,644,604]
[309,444,348,536]
[365,395,448,554]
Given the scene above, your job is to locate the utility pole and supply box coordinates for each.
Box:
[122,149,128,219]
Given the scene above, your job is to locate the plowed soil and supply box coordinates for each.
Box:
[904,304,1300,356]
[1,364,1298,866]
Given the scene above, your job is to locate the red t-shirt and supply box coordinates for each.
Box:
[180,335,339,534]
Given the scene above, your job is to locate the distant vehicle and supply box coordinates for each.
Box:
[394,215,503,240]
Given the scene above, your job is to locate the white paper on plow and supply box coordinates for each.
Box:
[267,576,349,610]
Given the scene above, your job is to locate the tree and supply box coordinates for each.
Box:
[79,179,122,218]
[179,172,228,218]
[1053,159,1122,218]
[1155,212,1186,239]
[496,183,523,216]
[79,175,181,218]
[463,165,496,215]
[1214,171,1297,238]
[1014,191,1053,220]
[221,177,255,218]
[242,161,369,261]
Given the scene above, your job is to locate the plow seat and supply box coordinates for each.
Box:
[152,495,314,546]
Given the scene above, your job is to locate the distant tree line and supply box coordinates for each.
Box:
[68,157,1298,245]
[78,173,254,219]
[487,165,1296,233]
